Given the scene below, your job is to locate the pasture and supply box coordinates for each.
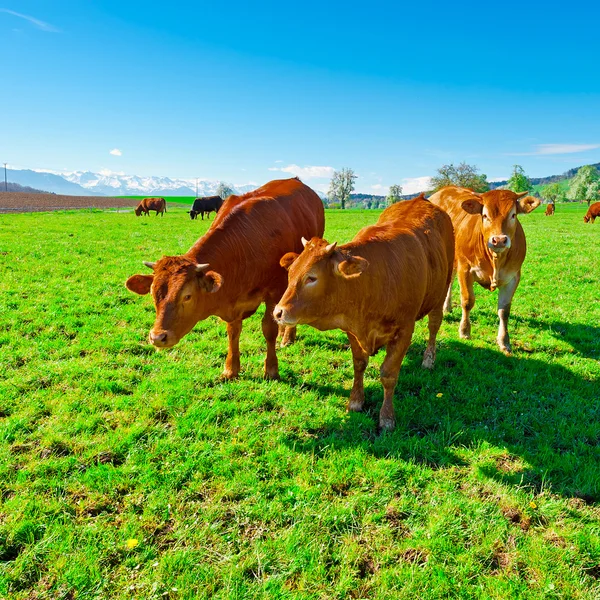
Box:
[0,203,599,599]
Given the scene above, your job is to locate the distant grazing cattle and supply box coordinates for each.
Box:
[429,186,540,355]
[189,196,223,220]
[273,195,454,431]
[583,202,600,223]
[544,203,555,216]
[135,197,166,217]
[126,178,324,379]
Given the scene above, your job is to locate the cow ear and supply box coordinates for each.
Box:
[199,270,223,293]
[126,274,153,295]
[280,252,299,271]
[517,195,541,214]
[335,256,369,279]
[461,199,484,214]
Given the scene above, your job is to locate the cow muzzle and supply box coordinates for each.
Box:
[273,305,298,327]
[149,329,176,348]
[488,235,510,253]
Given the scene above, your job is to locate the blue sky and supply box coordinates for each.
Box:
[2,1,600,194]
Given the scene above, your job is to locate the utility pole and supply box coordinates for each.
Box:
[3,163,7,192]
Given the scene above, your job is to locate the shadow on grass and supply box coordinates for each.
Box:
[520,316,600,360]
[281,340,600,502]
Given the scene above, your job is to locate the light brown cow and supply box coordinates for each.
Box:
[544,203,555,216]
[135,197,167,216]
[429,186,540,355]
[583,201,600,223]
[273,196,454,431]
[125,178,324,379]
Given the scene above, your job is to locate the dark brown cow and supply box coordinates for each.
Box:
[583,201,600,223]
[544,203,555,216]
[125,178,324,379]
[135,197,167,216]
[429,186,540,355]
[273,196,454,431]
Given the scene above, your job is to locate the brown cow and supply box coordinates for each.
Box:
[544,202,555,216]
[429,186,540,355]
[135,197,167,216]
[583,201,600,223]
[125,178,324,379]
[273,196,454,431]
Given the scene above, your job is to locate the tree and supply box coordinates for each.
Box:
[540,182,565,204]
[506,165,531,193]
[328,168,357,209]
[567,165,600,205]
[216,182,235,199]
[386,184,403,205]
[430,162,489,193]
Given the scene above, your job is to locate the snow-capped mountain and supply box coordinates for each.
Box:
[60,171,252,197]
[9,168,258,197]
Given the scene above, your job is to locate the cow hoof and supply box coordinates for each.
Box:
[421,351,435,369]
[264,371,280,380]
[379,417,396,432]
[499,345,512,356]
[221,370,239,380]
[459,331,471,340]
[347,400,364,412]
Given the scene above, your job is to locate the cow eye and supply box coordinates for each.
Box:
[183,294,192,302]
[511,214,516,219]
[305,275,317,285]
[482,214,488,220]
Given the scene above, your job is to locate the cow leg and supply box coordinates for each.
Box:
[379,326,414,431]
[457,268,475,339]
[497,272,520,356]
[422,305,443,369]
[223,319,243,379]
[443,271,455,313]
[348,333,369,412]
[280,326,297,347]
[262,300,280,379]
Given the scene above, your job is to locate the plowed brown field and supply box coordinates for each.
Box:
[0,192,141,213]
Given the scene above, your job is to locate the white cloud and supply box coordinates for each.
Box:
[401,176,432,194]
[268,164,335,179]
[0,9,60,32]
[109,148,122,156]
[508,143,600,156]
[371,184,386,194]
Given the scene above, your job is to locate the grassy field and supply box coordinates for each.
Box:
[0,203,599,599]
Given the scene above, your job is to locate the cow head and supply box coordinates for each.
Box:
[273,237,369,326]
[125,256,223,348]
[583,214,590,223]
[134,205,143,216]
[461,190,540,254]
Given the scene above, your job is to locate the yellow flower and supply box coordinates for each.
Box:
[529,501,537,509]
[436,393,443,398]
[125,538,139,549]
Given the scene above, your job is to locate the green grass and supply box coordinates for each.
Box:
[0,204,599,599]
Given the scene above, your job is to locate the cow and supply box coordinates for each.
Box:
[189,196,223,220]
[125,178,325,379]
[135,197,167,217]
[429,186,541,356]
[544,202,555,216]
[583,201,600,223]
[273,195,454,431]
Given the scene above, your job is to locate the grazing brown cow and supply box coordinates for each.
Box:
[544,203,555,216]
[135,197,167,216]
[583,201,600,223]
[429,186,540,355]
[273,196,454,431]
[126,178,324,379]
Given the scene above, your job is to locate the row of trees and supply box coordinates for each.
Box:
[325,162,600,209]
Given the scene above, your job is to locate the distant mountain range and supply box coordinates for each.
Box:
[5,161,599,199]
[5,168,258,197]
